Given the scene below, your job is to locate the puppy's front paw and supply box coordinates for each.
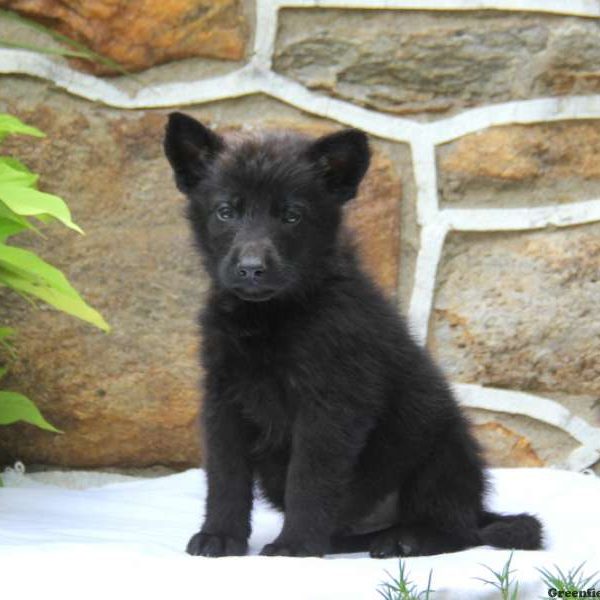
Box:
[186,532,248,557]
[368,528,417,559]
[260,541,322,557]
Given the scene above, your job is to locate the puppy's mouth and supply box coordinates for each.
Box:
[231,286,279,302]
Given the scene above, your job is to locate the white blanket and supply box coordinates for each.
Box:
[1,468,599,599]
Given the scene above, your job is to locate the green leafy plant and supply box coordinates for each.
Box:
[475,551,520,600]
[378,560,434,600]
[538,562,600,596]
[0,113,109,484]
[376,555,600,599]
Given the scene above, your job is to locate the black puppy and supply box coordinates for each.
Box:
[164,113,543,558]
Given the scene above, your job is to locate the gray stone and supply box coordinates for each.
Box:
[535,21,600,96]
[432,227,600,399]
[274,9,600,118]
[431,227,600,469]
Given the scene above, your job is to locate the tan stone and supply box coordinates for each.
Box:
[0,100,206,467]
[440,128,543,183]
[472,422,544,468]
[467,407,584,471]
[346,158,401,298]
[438,121,600,207]
[0,81,404,467]
[432,225,600,469]
[0,0,247,73]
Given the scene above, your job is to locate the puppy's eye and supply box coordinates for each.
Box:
[216,205,235,221]
[282,209,301,224]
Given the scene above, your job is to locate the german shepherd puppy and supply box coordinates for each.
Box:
[163,113,543,558]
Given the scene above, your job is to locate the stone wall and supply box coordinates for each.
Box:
[0,0,598,472]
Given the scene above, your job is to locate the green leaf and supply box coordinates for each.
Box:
[0,113,44,140]
[0,156,37,177]
[0,326,16,358]
[0,243,110,331]
[0,242,79,294]
[0,218,28,241]
[0,390,62,432]
[0,184,83,234]
[0,327,16,356]
[0,267,110,330]
[0,160,38,187]
[0,327,15,340]
[0,203,37,237]
[0,366,7,379]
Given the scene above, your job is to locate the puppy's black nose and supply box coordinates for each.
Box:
[237,257,265,280]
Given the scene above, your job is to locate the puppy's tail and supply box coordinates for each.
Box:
[478,511,543,550]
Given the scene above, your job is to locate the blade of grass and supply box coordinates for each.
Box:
[0,38,95,59]
[538,562,600,593]
[0,8,132,77]
[378,561,435,600]
[475,552,519,600]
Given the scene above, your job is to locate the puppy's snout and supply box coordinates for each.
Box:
[235,242,271,284]
[225,239,283,300]
[237,256,265,280]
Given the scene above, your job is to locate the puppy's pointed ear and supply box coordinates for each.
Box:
[164,112,224,193]
[308,129,370,202]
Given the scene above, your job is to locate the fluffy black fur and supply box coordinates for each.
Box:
[163,112,543,558]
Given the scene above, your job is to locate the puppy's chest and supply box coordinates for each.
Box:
[225,338,302,449]
[241,385,296,453]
